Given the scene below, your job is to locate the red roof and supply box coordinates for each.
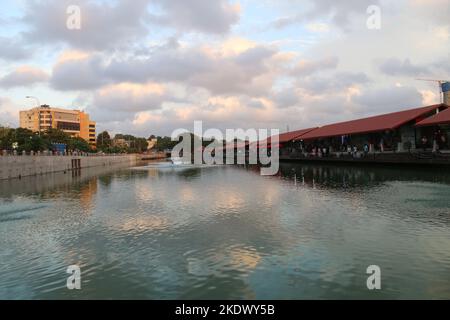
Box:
[300,104,444,140]
[250,127,317,148]
[275,127,318,143]
[416,106,450,126]
[223,141,248,150]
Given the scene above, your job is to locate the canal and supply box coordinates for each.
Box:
[1,162,450,299]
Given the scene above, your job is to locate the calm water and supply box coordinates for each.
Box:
[1,162,450,299]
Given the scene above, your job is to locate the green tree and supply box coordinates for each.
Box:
[1,128,50,152]
[67,137,91,152]
[43,128,70,144]
[97,131,112,151]
[154,136,178,151]
[130,137,148,153]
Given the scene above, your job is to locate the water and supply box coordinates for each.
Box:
[1,162,450,299]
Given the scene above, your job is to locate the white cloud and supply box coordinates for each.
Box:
[0,66,49,88]
[149,0,241,34]
[22,0,152,50]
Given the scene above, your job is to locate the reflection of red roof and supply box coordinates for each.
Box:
[301,104,444,140]
[416,106,450,126]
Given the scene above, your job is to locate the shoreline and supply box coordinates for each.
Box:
[0,154,138,181]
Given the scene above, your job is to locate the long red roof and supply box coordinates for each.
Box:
[250,127,317,148]
[300,104,444,140]
[416,106,450,126]
[271,127,318,143]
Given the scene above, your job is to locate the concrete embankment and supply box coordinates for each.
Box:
[0,154,137,180]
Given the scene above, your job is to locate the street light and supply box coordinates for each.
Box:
[26,96,40,107]
[26,96,41,135]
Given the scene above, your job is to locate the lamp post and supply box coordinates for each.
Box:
[26,96,41,135]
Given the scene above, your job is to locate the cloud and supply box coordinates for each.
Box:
[22,0,152,50]
[271,88,301,108]
[298,71,370,95]
[1,0,447,137]
[50,52,107,91]
[378,58,431,77]
[272,0,380,30]
[0,66,49,88]
[291,56,339,76]
[92,82,167,113]
[0,97,19,127]
[149,0,240,34]
[50,42,282,96]
[0,37,31,61]
[352,85,424,114]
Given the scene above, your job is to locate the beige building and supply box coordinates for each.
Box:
[20,105,96,147]
[112,138,130,148]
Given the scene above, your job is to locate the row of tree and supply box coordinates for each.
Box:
[0,126,225,155]
[0,127,91,153]
[96,131,149,154]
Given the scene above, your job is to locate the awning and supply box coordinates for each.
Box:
[300,104,445,140]
[415,106,450,127]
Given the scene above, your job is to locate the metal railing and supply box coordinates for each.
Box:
[0,150,131,157]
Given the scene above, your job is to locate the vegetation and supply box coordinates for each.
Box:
[0,127,91,153]
[152,133,221,152]
[0,125,218,155]
[96,131,149,154]
[153,136,179,151]
[96,131,112,150]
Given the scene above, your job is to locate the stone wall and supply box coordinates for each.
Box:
[0,154,137,180]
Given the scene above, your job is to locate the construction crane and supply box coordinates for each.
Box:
[416,78,450,104]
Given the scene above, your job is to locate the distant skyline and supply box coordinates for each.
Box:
[0,0,449,136]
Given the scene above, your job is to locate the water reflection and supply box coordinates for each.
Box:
[1,162,450,299]
[278,162,450,189]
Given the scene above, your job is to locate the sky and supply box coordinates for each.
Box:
[0,0,449,137]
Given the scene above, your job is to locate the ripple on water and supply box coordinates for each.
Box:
[1,163,450,299]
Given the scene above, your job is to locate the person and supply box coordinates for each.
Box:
[363,144,369,154]
[433,139,438,153]
[352,146,358,158]
[441,134,447,149]
[421,136,428,151]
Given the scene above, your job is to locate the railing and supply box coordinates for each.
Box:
[280,149,450,162]
[0,150,133,157]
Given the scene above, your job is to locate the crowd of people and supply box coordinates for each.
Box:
[282,128,449,158]
[420,129,447,152]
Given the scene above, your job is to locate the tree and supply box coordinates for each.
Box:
[43,128,70,144]
[154,136,178,151]
[130,137,148,153]
[97,131,111,151]
[0,127,12,149]
[0,128,50,152]
[67,137,91,152]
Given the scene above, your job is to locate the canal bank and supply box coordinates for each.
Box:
[0,154,137,180]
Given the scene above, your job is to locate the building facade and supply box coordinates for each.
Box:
[19,105,96,147]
